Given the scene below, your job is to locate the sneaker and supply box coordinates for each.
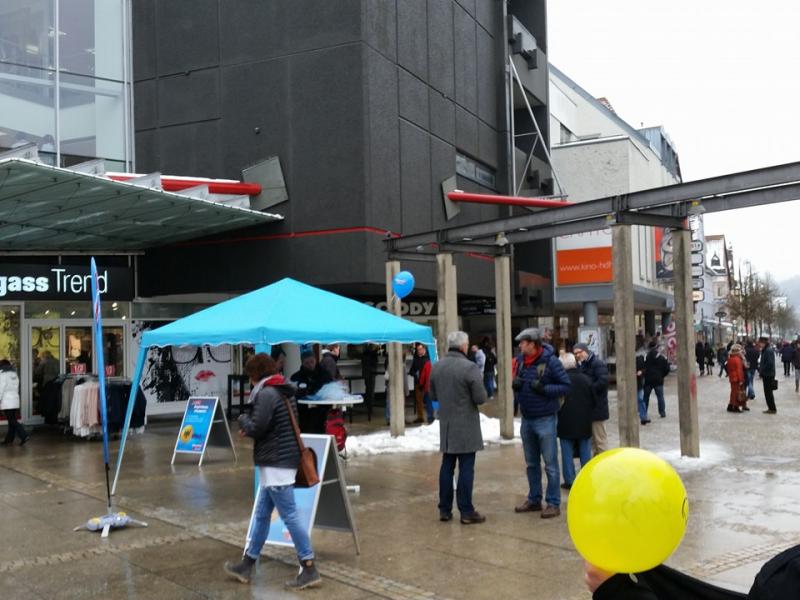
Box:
[640,419,651,425]
[460,511,486,525]
[439,511,453,522]
[223,556,256,584]
[286,559,321,590]
[541,505,561,519]
[514,500,542,513]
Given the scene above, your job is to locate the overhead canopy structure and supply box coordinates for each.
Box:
[0,158,282,251]
[112,277,437,494]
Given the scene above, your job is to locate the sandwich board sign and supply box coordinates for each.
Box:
[172,396,237,466]
[245,434,360,555]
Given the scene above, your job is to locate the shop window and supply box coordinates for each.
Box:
[25,301,129,320]
[0,305,21,368]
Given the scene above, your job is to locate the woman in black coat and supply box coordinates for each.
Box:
[557,353,594,489]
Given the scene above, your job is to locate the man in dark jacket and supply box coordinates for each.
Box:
[780,341,795,377]
[758,337,777,413]
[744,340,759,400]
[695,341,705,376]
[512,328,571,518]
[643,342,671,419]
[224,353,321,589]
[574,343,609,455]
[636,352,649,424]
[290,350,333,434]
[557,353,594,489]
[429,331,488,525]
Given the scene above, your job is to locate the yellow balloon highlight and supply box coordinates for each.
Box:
[567,447,688,574]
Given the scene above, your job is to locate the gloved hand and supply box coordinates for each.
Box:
[531,380,545,395]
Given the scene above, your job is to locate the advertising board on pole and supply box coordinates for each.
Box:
[555,230,613,286]
[172,396,237,466]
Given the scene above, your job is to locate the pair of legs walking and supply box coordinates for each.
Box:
[642,385,666,419]
[2,409,28,445]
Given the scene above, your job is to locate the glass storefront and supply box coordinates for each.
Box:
[0,0,133,169]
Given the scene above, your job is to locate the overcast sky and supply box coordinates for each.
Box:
[547,1,800,283]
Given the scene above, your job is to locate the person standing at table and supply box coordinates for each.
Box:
[224,353,321,589]
[319,344,342,382]
[290,349,332,433]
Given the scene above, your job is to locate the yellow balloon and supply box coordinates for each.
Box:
[567,447,688,574]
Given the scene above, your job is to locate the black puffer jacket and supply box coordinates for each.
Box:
[557,369,594,440]
[238,379,301,468]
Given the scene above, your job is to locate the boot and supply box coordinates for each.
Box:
[285,558,321,590]
[223,555,256,583]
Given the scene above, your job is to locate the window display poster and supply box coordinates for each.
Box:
[175,397,217,454]
[578,326,605,360]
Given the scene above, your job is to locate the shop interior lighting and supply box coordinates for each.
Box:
[44,309,50,315]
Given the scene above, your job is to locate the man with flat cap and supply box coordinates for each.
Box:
[512,327,571,519]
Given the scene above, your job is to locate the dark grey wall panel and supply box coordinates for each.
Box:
[427,0,454,97]
[289,44,365,229]
[455,105,478,157]
[134,80,157,131]
[134,129,159,172]
[219,0,361,65]
[476,0,498,35]
[366,48,400,232]
[429,136,456,227]
[363,0,397,61]
[155,0,219,76]
[397,0,428,80]
[455,0,476,18]
[429,89,455,144]
[476,27,497,128]
[158,121,221,176]
[399,121,432,235]
[478,121,498,169]
[219,59,291,184]
[453,4,478,113]
[398,69,429,130]
[157,69,220,127]
[132,0,156,81]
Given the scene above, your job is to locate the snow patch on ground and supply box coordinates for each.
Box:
[656,441,731,472]
[346,414,521,457]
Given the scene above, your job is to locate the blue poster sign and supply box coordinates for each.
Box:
[174,397,218,455]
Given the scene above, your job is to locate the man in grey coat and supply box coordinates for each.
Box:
[429,331,488,525]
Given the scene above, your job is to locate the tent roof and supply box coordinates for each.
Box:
[141,278,435,349]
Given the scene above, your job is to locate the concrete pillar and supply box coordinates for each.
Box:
[672,228,700,457]
[644,311,656,336]
[436,253,459,357]
[583,302,599,327]
[494,254,513,439]
[385,260,405,437]
[661,312,672,333]
[612,224,639,448]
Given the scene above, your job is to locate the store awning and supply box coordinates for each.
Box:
[0,158,283,251]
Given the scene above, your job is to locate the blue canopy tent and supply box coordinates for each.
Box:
[111,277,437,494]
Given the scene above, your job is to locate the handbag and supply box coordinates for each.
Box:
[281,395,320,488]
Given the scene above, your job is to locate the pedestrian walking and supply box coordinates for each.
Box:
[429,331,487,524]
[557,353,593,489]
[695,341,705,376]
[573,342,609,455]
[480,337,497,399]
[704,342,715,375]
[758,337,777,414]
[0,359,28,446]
[744,340,759,400]
[224,353,321,589]
[792,341,800,393]
[512,328,571,519]
[780,341,795,377]
[717,344,729,378]
[726,344,747,413]
[636,351,648,424]
[643,342,670,419]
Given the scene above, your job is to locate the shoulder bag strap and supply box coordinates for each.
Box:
[280,395,307,452]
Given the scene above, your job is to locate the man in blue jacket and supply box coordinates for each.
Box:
[512,328,571,518]
[574,343,609,454]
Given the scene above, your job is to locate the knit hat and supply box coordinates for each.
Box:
[573,343,590,353]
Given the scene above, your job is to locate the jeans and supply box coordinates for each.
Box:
[718,361,727,377]
[520,415,560,508]
[643,385,666,417]
[423,392,435,424]
[483,372,495,398]
[762,376,777,412]
[438,452,475,515]
[746,370,756,399]
[2,409,27,443]
[560,437,592,486]
[637,387,647,420]
[246,484,314,562]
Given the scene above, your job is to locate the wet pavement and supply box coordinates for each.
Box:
[1,371,799,599]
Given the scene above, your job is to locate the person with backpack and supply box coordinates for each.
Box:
[512,328,571,519]
[643,342,671,419]
[480,337,497,399]
[573,343,609,455]
[224,353,321,590]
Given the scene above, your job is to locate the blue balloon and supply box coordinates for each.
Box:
[392,271,415,299]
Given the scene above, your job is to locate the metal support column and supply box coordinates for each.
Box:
[612,225,639,447]
[644,311,656,337]
[385,260,405,437]
[494,254,513,439]
[436,253,459,357]
[672,228,700,457]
